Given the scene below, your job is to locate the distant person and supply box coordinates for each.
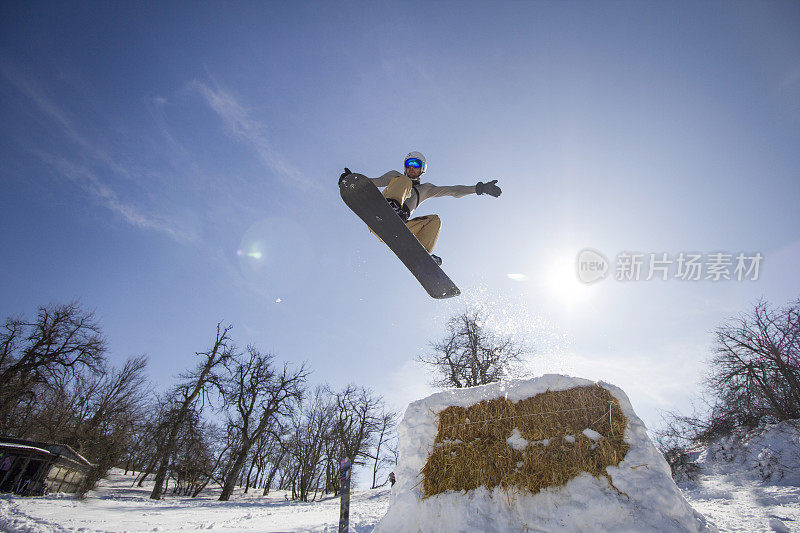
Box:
[388,471,396,487]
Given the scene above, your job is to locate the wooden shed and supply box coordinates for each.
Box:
[0,437,94,496]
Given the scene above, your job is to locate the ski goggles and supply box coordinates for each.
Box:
[404,158,424,170]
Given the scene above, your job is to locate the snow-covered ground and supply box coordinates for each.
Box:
[2,420,798,532]
[0,470,389,533]
[682,475,799,533]
[679,420,800,533]
[3,467,798,533]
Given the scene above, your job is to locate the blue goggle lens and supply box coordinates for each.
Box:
[405,158,423,169]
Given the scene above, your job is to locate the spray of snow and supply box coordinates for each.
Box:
[436,286,574,378]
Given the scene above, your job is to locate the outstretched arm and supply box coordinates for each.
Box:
[421,184,477,199]
[420,180,502,200]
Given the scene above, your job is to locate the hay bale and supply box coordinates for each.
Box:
[422,384,629,497]
[374,375,713,533]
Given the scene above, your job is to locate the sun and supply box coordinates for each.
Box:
[542,252,592,305]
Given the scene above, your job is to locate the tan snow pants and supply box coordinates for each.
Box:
[372,175,441,253]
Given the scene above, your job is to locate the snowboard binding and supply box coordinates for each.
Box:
[387,198,410,222]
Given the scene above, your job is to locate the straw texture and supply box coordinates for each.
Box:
[421,384,629,497]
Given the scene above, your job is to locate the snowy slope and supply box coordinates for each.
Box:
[0,469,389,533]
[678,420,800,533]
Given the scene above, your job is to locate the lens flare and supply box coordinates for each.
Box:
[236,217,314,296]
[237,244,265,261]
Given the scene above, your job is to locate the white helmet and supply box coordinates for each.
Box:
[404,151,427,174]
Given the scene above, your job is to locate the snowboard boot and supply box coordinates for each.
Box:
[387,198,410,222]
[431,254,442,266]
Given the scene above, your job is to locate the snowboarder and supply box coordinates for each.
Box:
[339,151,501,266]
[388,471,396,487]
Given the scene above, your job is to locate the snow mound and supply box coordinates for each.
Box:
[678,420,800,532]
[375,374,713,532]
[693,420,800,484]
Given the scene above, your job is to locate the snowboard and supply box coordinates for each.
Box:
[339,173,460,299]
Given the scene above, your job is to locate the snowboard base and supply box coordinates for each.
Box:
[340,173,460,299]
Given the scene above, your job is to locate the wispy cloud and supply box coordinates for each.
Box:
[1,65,315,247]
[0,63,199,243]
[191,81,320,192]
[37,153,199,243]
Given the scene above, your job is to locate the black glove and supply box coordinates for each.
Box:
[476,180,501,197]
[339,167,352,185]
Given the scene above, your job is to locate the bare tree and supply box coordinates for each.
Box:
[704,298,800,433]
[243,430,269,494]
[327,384,383,491]
[150,323,235,500]
[0,302,106,427]
[218,346,308,501]
[188,423,232,497]
[284,386,333,501]
[164,411,222,496]
[655,297,800,478]
[417,308,526,388]
[261,440,287,496]
[370,408,399,489]
[134,397,176,487]
[4,348,150,492]
[71,355,151,491]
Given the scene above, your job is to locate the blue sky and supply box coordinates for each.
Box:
[1,1,799,431]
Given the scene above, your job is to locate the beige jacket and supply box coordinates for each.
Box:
[369,171,476,215]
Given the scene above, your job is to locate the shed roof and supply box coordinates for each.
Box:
[0,437,94,467]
